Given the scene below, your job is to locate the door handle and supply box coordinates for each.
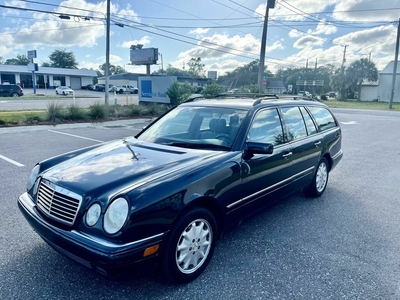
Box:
[314,141,322,148]
[282,152,293,159]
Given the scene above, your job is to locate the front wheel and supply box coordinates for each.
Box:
[162,207,217,284]
[303,157,329,197]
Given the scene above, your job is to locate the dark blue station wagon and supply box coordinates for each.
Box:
[18,95,343,283]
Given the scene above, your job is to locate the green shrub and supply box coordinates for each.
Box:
[127,104,144,117]
[88,103,108,120]
[66,104,86,121]
[320,94,328,100]
[24,114,42,124]
[201,82,226,98]
[0,119,5,125]
[47,102,64,123]
[166,81,196,105]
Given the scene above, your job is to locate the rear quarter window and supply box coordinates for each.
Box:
[307,106,337,132]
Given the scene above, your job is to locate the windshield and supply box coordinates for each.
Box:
[137,106,248,150]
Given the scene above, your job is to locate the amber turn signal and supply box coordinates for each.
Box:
[143,245,159,257]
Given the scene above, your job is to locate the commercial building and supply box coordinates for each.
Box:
[0,64,97,89]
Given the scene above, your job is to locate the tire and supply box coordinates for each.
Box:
[303,157,329,197]
[56,91,58,95]
[162,207,217,284]
[119,89,124,94]
[11,92,19,97]
[133,90,138,94]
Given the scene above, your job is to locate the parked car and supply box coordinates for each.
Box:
[0,84,23,97]
[298,91,312,98]
[55,86,74,95]
[81,84,95,90]
[95,84,115,92]
[327,91,337,98]
[115,84,138,94]
[18,95,343,284]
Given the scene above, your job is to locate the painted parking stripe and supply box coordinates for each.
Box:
[48,130,104,143]
[0,154,24,167]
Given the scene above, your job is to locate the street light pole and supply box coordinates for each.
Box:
[258,0,275,94]
[159,52,164,75]
[105,0,110,105]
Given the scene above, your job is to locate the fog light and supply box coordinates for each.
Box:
[143,245,159,257]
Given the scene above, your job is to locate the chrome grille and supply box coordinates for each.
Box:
[36,179,82,226]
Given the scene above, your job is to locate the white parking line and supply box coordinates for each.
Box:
[48,130,104,142]
[0,154,24,167]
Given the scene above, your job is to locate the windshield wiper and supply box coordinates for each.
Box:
[162,142,230,150]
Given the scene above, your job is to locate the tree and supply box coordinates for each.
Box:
[0,56,3,64]
[217,60,272,90]
[166,81,196,105]
[187,57,205,77]
[4,54,30,65]
[345,58,378,101]
[114,65,126,74]
[98,63,125,75]
[41,61,51,67]
[166,64,191,77]
[48,49,78,69]
[201,82,226,98]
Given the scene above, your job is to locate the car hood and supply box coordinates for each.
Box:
[42,138,221,198]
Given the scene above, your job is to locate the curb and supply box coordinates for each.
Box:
[0,118,154,134]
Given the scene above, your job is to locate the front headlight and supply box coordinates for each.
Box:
[86,203,101,227]
[27,164,40,191]
[103,198,128,234]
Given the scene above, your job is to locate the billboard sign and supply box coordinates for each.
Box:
[139,76,176,104]
[130,48,158,65]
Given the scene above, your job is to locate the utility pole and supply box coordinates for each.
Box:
[105,0,110,105]
[340,45,347,100]
[389,18,400,109]
[258,0,275,93]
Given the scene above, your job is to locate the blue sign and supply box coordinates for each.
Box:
[141,80,152,98]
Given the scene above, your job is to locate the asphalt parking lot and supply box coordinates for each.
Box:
[0,88,139,111]
[1,109,400,299]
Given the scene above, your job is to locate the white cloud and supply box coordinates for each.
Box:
[293,36,325,49]
[96,54,123,64]
[333,0,400,21]
[120,36,151,48]
[189,28,210,35]
[314,20,337,35]
[176,33,261,63]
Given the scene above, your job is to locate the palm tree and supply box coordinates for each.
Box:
[345,58,378,101]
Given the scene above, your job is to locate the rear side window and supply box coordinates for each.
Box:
[308,106,337,132]
[299,107,317,135]
[280,106,307,141]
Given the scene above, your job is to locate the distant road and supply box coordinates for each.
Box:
[0,89,139,111]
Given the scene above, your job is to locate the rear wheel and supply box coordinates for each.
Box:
[162,207,217,284]
[303,157,329,197]
[11,92,19,97]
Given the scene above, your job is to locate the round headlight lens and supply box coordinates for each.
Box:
[103,198,128,234]
[27,164,40,191]
[86,203,101,227]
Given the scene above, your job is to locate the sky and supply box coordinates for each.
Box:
[0,0,400,77]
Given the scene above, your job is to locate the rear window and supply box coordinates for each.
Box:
[307,106,337,132]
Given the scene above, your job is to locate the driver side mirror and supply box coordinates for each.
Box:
[243,142,274,159]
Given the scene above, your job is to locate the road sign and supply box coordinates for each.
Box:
[27,50,37,59]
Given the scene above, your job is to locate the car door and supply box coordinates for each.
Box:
[280,106,322,190]
[0,85,6,96]
[227,108,293,217]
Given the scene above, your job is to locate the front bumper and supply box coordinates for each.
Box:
[18,192,166,276]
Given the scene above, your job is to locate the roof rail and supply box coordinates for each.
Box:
[215,93,278,99]
[184,95,205,103]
